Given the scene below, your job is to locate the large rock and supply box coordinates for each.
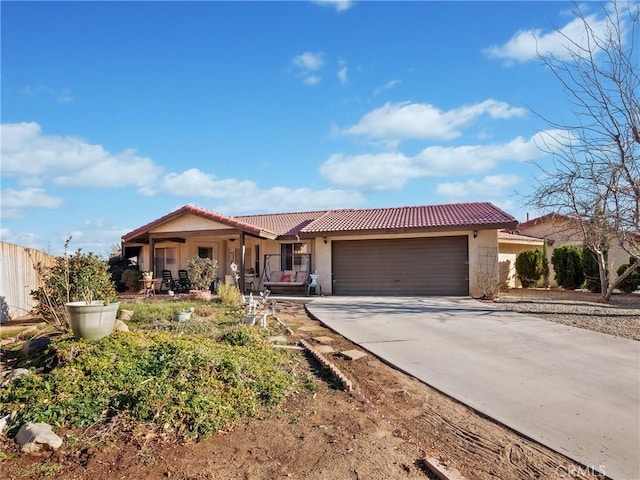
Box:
[21,337,51,357]
[114,319,129,332]
[1,368,31,387]
[15,422,63,453]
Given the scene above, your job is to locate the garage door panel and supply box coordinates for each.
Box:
[332,236,468,296]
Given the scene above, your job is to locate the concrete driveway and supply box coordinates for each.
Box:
[305,296,640,480]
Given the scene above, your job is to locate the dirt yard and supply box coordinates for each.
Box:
[3,290,634,480]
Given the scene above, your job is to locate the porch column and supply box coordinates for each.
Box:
[239,232,245,293]
[149,238,156,276]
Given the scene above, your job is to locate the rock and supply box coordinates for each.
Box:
[15,423,63,453]
[0,412,16,435]
[114,319,129,332]
[21,337,51,357]
[340,349,368,361]
[312,336,334,344]
[268,335,288,344]
[1,368,31,386]
[119,309,134,320]
[315,345,335,354]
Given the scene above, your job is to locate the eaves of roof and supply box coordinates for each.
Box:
[498,230,544,244]
[122,204,277,243]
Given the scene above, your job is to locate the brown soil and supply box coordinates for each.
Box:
[1,296,610,480]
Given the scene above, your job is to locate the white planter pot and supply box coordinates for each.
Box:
[65,301,120,340]
[173,311,192,322]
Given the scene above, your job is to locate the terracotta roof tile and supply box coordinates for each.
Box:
[123,202,517,243]
[498,230,544,244]
[301,202,517,233]
[235,211,327,236]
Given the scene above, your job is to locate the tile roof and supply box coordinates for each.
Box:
[517,212,574,230]
[122,202,517,243]
[235,211,327,236]
[122,204,277,242]
[301,202,517,233]
[498,229,544,244]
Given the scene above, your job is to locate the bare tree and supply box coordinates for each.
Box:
[530,1,639,300]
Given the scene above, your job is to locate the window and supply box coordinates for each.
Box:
[198,247,213,259]
[154,247,177,275]
[281,243,307,270]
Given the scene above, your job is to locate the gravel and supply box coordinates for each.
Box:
[489,289,640,341]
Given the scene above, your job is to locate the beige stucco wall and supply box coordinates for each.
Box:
[498,243,543,288]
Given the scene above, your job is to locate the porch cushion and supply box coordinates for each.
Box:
[264,270,307,287]
[269,271,283,282]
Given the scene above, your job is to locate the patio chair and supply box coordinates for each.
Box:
[177,269,191,292]
[161,270,178,292]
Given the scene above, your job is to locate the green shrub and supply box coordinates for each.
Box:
[582,248,604,293]
[616,259,640,294]
[31,239,118,329]
[551,245,585,290]
[121,269,142,292]
[186,256,218,290]
[515,249,545,288]
[217,282,243,306]
[0,330,296,439]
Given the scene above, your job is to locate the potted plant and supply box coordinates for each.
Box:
[31,238,120,340]
[173,307,195,322]
[142,271,153,289]
[186,256,218,301]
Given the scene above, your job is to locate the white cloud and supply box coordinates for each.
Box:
[337,60,348,84]
[292,51,325,71]
[483,13,610,64]
[374,79,401,96]
[313,0,353,12]
[1,188,64,218]
[0,229,41,250]
[291,51,326,85]
[436,174,522,199]
[341,100,526,141]
[154,168,365,213]
[320,132,549,190]
[1,122,162,189]
[320,152,417,191]
[21,85,74,103]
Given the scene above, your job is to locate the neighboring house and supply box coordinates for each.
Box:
[121,202,517,297]
[497,230,544,288]
[517,213,633,288]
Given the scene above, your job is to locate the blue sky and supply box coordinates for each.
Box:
[0,1,621,255]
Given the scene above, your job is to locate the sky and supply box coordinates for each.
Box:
[0,1,627,256]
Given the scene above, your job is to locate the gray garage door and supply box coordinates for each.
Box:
[332,236,469,296]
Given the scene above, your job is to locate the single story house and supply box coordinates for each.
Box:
[121,202,518,297]
[497,230,544,288]
[517,213,635,287]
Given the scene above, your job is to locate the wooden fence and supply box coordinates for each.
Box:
[1,242,54,321]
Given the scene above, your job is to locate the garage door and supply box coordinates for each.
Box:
[332,236,469,296]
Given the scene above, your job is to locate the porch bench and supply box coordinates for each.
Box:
[263,270,307,291]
